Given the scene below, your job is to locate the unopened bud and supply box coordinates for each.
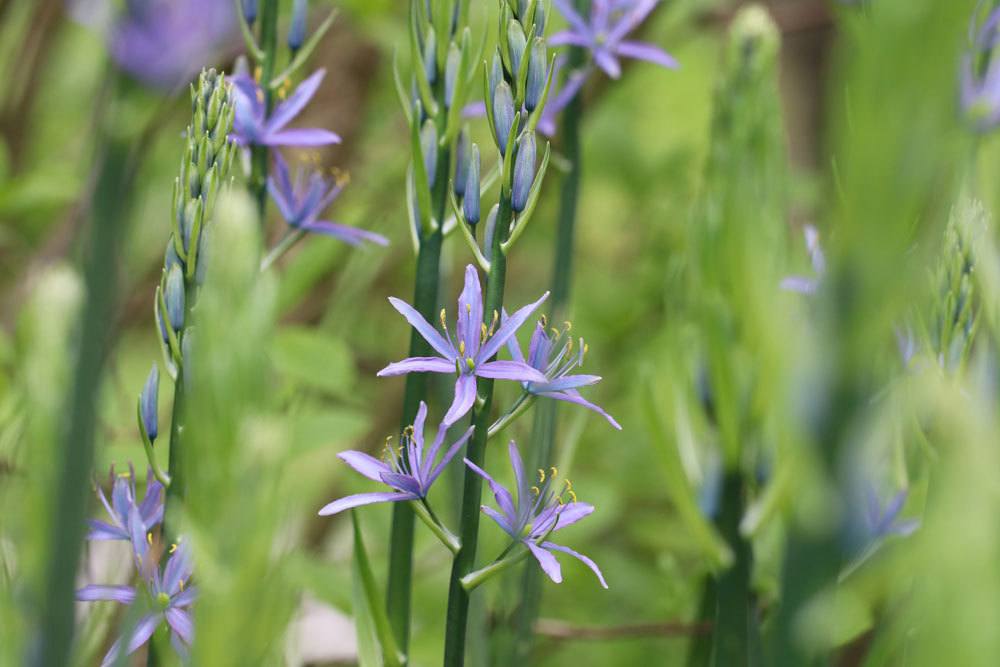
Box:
[140,363,159,442]
[493,81,515,155]
[525,39,547,112]
[423,26,438,85]
[508,19,527,77]
[445,43,461,108]
[512,132,536,212]
[164,264,186,332]
[454,128,470,197]
[463,144,481,225]
[421,119,439,188]
[288,0,309,52]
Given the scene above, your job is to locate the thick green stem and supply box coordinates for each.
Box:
[710,472,753,666]
[386,133,452,652]
[442,197,513,667]
[34,77,131,667]
[250,0,279,224]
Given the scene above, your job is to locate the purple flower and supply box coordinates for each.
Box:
[465,441,607,588]
[781,224,825,295]
[74,0,237,90]
[318,401,473,515]
[77,507,195,666]
[962,5,1000,131]
[87,466,164,542]
[231,69,342,148]
[550,0,678,79]
[268,153,389,246]
[377,265,550,425]
[865,487,920,541]
[507,319,621,429]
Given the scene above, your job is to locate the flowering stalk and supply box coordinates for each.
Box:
[385,0,476,650]
[250,0,279,221]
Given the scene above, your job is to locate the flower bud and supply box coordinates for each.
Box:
[488,50,504,102]
[525,39,547,112]
[512,132,536,212]
[140,363,159,442]
[493,81,515,155]
[463,144,481,225]
[423,26,438,86]
[242,0,258,25]
[445,43,461,108]
[165,264,186,332]
[534,2,546,33]
[454,127,470,197]
[421,119,438,188]
[483,203,499,252]
[507,19,527,77]
[288,0,309,52]
[181,198,203,254]
[164,238,183,274]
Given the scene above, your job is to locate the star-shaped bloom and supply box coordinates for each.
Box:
[87,466,164,542]
[550,0,678,79]
[318,401,473,516]
[465,440,607,588]
[507,319,621,429]
[231,69,341,147]
[377,265,550,426]
[781,224,825,295]
[77,507,196,666]
[962,5,1000,131]
[268,152,388,246]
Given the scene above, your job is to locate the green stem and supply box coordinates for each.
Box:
[260,227,307,271]
[461,546,530,592]
[35,75,131,667]
[442,197,513,667]
[411,500,461,554]
[710,472,753,666]
[386,123,453,652]
[250,0,279,224]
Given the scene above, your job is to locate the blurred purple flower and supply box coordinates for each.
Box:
[77,507,196,666]
[781,224,825,295]
[231,69,342,148]
[507,319,621,429]
[268,152,388,246]
[318,401,473,515]
[865,487,920,541]
[87,466,163,541]
[377,265,550,426]
[70,0,236,90]
[962,4,1000,131]
[550,0,678,79]
[465,440,607,588]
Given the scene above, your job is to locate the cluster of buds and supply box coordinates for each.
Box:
[451,0,554,270]
[400,0,480,247]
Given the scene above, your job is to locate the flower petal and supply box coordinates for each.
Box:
[172,585,198,608]
[552,0,593,38]
[548,31,592,48]
[607,0,659,43]
[464,457,516,520]
[338,450,392,483]
[267,69,327,133]
[508,440,528,509]
[456,265,485,359]
[544,389,622,429]
[76,585,136,604]
[482,505,516,537]
[387,297,455,358]
[478,291,549,361]
[426,426,475,487]
[477,360,549,384]
[166,607,194,645]
[377,356,455,377]
[594,50,622,78]
[101,613,161,667]
[318,491,415,516]
[380,472,424,496]
[526,542,563,583]
[162,542,193,597]
[302,221,390,247]
[264,127,342,147]
[542,541,608,588]
[86,519,128,541]
[443,374,478,426]
[614,41,678,69]
[534,374,601,392]
[779,275,818,295]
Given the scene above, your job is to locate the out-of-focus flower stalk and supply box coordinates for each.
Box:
[250,0,280,222]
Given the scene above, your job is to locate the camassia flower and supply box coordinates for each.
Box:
[780,224,825,295]
[377,265,550,425]
[87,466,164,541]
[318,402,473,515]
[507,318,621,429]
[268,152,389,246]
[231,69,342,148]
[77,507,196,666]
[866,487,920,541]
[962,4,1000,131]
[550,0,678,79]
[465,441,607,588]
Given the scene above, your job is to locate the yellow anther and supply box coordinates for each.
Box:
[146,532,153,546]
[538,468,546,483]
[569,489,578,503]
[566,337,574,352]
[550,466,558,479]
[480,323,488,342]
[531,486,540,496]
[403,425,414,438]
[253,66,262,82]
[440,308,448,328]
[179,579,186,591]
[564,321,573,332]
[550,327,560,339]
[540,314,548,328]
[169,543,178,554]
[459,340,466,356]
[465,303,472,313]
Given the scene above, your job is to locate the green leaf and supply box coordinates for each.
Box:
[351,512,404,667]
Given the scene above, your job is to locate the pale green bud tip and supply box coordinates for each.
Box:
[728,5,780,70]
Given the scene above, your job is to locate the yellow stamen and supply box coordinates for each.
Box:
[146,532,153,546]
[531,486,540,497]
[569,490,578,503]
[169,543,178,554]
[440,308,448,329]
[253,66,262,82]
[564,321,573,332]
[465,303,471,313]
[550,466,558,479]
[459,340,466,356]
[538,468,546,483]
[540,314,548,328]
[403,425,414,438]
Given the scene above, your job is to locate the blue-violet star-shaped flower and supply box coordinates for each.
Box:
[87,466,164,542]
[866,487,919,541]
[268,152,389,246]
[550,0,678,79]
[465,440,608,588]
[77,507,196,666]
[507,318,621,429]
[318,401,474,515]
[377,264,550,425]
[231,68,342,147]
